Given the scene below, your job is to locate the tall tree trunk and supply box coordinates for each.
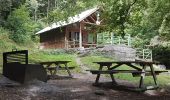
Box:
[34,9,37,21]
[54,0,57,8]
[120,0,138,37]
[47,0,50,18]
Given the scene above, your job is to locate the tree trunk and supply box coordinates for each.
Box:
[47,0,50,18]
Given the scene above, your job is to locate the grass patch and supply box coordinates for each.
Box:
[29,51,80,73]
[80,55,114,69]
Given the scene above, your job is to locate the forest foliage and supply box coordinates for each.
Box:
[0,0,169,44]
[0,0,170,64]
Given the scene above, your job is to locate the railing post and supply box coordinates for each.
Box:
[102,33,104,44]
[111,32,113,45]
[151,50,153,61]
[97,34,98,45]
[128,34,131,46]
[119,37,121,45]
[143,49,145,60]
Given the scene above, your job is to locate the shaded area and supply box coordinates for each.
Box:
[0,74,170,100]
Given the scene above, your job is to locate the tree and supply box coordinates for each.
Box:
[26,0,44,21]
[7,5,39,43]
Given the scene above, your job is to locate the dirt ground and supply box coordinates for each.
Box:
[0,56,169,100]
[0,73,170,100]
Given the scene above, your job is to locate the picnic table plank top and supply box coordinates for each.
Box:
[93,61,157,64]
[39,61,71,64]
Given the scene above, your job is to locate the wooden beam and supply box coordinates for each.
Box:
[83,18,91,23]
[91,13,97,20]
[65,27,68,49]
[79,23,82,48]
[89,16,96,23]
[83,21,100,26]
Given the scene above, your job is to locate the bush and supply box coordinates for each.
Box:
[7,5,41,44]
[152,46,170,67]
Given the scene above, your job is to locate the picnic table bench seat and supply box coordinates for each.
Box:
[39,61,73,77]
[46,66,75,70]
[88,70,168,77]
[87,70,143,74]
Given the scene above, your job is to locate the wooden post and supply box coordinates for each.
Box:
[143,49,145,60]
[111,32,113,44]
[128,34,131,46]
[119,36,121,45]
[65,27,68,49]
[79,23,83,48]
[151,50,153,61]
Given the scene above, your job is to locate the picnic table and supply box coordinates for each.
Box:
[39,61,74,77]
[88,61,167,89]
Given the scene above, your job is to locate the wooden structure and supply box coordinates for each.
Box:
[3,50,47,83]
[88,61,167,89]
[39,61,74,77]
[36,7,102,49]
[97,33,132,46]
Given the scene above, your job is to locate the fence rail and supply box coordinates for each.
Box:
[97,32,152,61]
[136,48,152,61]
[97,33,131,46]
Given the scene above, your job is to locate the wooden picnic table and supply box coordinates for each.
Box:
[89,61,167,89]
[39,61,73,77]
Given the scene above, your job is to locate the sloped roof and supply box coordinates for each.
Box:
[36,7,99,34]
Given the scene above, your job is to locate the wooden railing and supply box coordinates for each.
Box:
[66,40,79,48]
[65,40,97,48]
[136,48,152,61]
[97,32,153,61]
[97,33,131,46]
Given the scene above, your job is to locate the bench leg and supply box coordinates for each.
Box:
[64,63,72,77]
[95,65,103,84]
[149,65,157,86]
[107,66,117,84]
[139,65,146,88]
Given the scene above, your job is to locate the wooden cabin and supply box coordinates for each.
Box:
[36,7,101,49]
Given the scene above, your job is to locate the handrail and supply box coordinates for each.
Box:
[97,33,131,46]
[136,48,152,61]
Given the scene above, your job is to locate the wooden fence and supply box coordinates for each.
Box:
[97,33,131,46]
[97,32,152,61]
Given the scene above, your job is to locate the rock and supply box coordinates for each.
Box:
[144,90,159,96]
[97,44,136,61]
[94,90,105,95]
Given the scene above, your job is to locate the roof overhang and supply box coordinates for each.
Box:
[36,7,99,35]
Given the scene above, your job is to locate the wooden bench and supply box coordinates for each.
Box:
[88,61,168,89]
[3,50,47,83]
[39,61,73,77]
[87,70,143,74]
[88,70,167,77]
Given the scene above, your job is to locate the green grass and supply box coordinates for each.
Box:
[29,51,80,73]
[80,55,114,69]
[81,55,170,86]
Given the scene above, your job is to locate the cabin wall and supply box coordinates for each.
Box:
[40,27,66,49]
[65,23,97,48]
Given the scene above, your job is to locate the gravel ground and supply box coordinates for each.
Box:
[0,73,170,100]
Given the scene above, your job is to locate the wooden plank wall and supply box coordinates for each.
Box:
[40,27,66,49]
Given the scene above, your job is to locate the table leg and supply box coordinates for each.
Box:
[95,65,103,84]
[139,65,146,88]
[107,66,117,84]
[44,63,52,75]
[149,65,157,86]
[64,63,72,77]
[54,63,63,76]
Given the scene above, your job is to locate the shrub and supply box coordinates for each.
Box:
[152,46,170,67]
[7,5,41,44]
